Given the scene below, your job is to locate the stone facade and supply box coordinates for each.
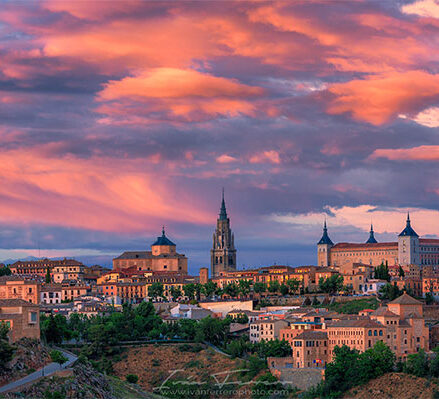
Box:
[113,228,188,274]
[211,191,236,277]
[0,276,40,304]
[317,214,439,268]
[0,299,40,342]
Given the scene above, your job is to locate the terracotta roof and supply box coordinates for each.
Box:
[328,319,384,328]
[0,299,36,307]
[294,330,328,340]
[332,242,397,250]
[371,307,399,317]
[388,293,421,305]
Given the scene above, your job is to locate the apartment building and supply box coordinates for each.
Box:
[0,276,40,304]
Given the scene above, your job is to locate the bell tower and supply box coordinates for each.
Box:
[211,189,237,277]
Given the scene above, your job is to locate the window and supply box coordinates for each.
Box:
[29,312,37,323]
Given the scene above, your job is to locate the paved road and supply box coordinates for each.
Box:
[0,349,77,394]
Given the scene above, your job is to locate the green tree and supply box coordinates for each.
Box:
[280,284,289,296]
[251,373,287,399]
[404,349,429,377]
[183,283,196,300]
[323,345,361,396]
[357,341,395,383]
[45,267,51,283]
[253,282,266,294]
[50,350,68,369]
[374,263,391,282]
[379,282,402,301]
[0,266,11,276]
[194,283,203,301]
[170,286,182,301]
[42,314,63,344]
[149,282,164,300]
[194,316,230,346]
[203,281,217,299]
[255,339,292,359]
[268,280,280,293]
[398,266,405,278]
[238,279,252,297]
[0,322,15,370]
[319,274,344,294]
[286,278,300,294]
[223,282,239,298]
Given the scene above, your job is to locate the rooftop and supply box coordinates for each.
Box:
[294,331,328,340]
[328,319,384,328]
[388,293,421,305]
[0,299,37,307]
[152,227,176,246]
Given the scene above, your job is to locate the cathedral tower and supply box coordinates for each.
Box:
[211,190,236,277]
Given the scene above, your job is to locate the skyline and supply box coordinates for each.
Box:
[1,1,439,272]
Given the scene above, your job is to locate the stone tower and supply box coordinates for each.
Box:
[398,213,419,266]
[211,189,236,277]
[317,220,334,267]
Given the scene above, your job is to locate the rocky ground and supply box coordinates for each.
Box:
[112,343,244,393]
[343,372,439,399]
[0,338,50,387]
[0,363,160,399]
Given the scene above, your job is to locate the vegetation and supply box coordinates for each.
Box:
[126,374,139,383]
[306,341,395,398]
[148,282,164,300]
[0,322,15,370]
[379,282,403,300]
[315,297,379,314]
[45,267,51,284]
[403,348,439,378]
[318,275,344,294]
[374,263,391,281]
[50,349,68,369]
[0,265,11,276]
[251,372,288,399]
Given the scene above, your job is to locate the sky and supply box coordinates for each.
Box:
[1,0,439,273]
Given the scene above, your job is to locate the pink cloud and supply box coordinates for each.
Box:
[216,154,238,164]
[0,147,212,232]
[96,68,264,122]
[249,150,281,164]
[326,71,439,125]
[370,145,439,161]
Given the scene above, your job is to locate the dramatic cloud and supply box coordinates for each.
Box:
[326,71,439,125]
[0,1,439,267]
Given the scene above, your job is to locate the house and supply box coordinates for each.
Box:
[0,299,40,342]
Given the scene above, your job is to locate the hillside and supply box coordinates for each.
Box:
[0,338,50,387]
[0,363,161,399]
[112,343,244,393]
[343,372,439,399]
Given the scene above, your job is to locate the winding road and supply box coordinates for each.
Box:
[0,348,77,394]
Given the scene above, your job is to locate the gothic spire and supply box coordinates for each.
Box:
[219,188,228,220]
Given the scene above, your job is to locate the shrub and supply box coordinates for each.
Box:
[152,358,160,367]
[126,374,139,384]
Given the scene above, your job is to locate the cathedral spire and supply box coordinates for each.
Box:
[219,188,228,220]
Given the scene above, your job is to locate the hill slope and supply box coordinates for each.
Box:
[343,372,439,399]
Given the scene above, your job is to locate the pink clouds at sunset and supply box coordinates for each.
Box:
[370,145,439,161]
[326,71,439,125]
[0,1,439,268]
